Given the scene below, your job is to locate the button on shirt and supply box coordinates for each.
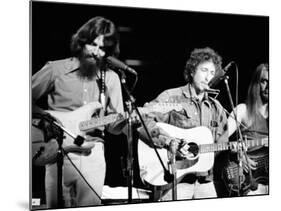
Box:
[32,57,124,114]
[138,84,228,180]
[143,84,227,140]
[32,57,124,134]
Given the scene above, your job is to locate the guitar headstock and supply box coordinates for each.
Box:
[143,102,183,114]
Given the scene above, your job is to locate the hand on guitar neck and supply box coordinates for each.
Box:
[228,143,258,172]
[240,154,258,172]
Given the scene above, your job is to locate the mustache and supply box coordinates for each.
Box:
[78,56,99,79]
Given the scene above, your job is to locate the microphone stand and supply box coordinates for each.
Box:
[38,118,65,208]
[33,109,103,207]
[223,76,254,196]
[42,118,86,208]
[169,140,177,200]
[119,70,135,203]
[56,126,64,208]
[118,70,174,203]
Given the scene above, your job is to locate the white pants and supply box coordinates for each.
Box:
[161,181,217,201]
[45,142,105,208]
[247,184,268,195]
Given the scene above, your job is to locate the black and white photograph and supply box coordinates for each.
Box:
[29,0,271,210]
[3,0,281,210]
[4,0,281,210]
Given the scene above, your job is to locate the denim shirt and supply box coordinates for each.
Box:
[138,84,228,181]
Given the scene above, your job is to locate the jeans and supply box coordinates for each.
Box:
[161,180,217,201]
[247,184,268,195]
[45,142,105,208]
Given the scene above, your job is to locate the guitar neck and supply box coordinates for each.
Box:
[78,108,157,132]
[199,142,230,153]
[199,138,268,153]
[244,137,268,148]
[79,113,123,131]
[79,103,183,132]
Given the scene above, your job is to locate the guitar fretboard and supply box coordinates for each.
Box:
[199,138,268,153]
[78,103,183,132]
[199,142,230,153]
[244,138,268,148]
[79,113,122,131]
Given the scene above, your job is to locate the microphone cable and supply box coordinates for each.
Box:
[64,149,102,201]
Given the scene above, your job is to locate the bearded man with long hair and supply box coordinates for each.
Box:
[32,16,124,208]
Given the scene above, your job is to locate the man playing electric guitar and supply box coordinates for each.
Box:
[32,17,125,208]
[138,47,228,200]
[226,63,269,195]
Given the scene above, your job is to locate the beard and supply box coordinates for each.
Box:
[261,93,269,104]
[78,54,100,80]
[260,88,269,104]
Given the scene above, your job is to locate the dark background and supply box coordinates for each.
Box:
[31,1,269,203]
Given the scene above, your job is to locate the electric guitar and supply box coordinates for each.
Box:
[221,137,269,195]
[32,102,183,166]
[137,123,268,187]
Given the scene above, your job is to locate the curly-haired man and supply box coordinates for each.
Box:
[138,47,228,200]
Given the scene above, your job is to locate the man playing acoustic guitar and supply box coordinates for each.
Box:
[138,47,228,200]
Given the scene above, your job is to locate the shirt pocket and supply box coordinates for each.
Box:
[168,109,197,129]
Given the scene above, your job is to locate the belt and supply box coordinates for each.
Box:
[181,174,211,184]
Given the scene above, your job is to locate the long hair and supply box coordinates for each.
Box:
[70,16,120,58]
[184,47,222,83]
[246,63,269,124]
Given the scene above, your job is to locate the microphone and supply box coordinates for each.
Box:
[208,61,234,87]
[106,56,138,75]
[204,88,220,95]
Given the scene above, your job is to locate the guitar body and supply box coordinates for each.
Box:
[32,102,182,166]
[222,148,269,196]
[32,102,100,166]
[138,123,214,186]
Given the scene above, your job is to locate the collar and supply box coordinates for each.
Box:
[63,57,80,74]
[182,83,209,101]
[63,57,102,80]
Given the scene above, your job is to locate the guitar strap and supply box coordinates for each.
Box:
[87,68,107,139]
[100,69,106,110]
[100,69,108,138]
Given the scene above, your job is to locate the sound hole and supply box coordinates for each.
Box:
[186,142,199,160]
